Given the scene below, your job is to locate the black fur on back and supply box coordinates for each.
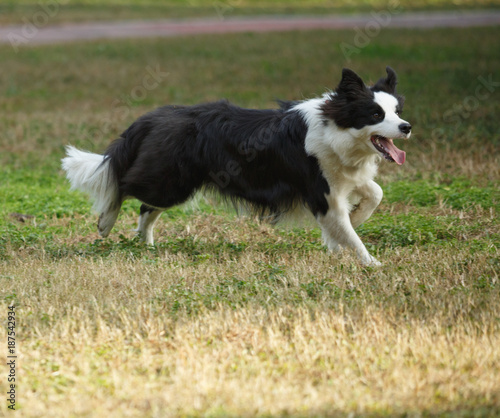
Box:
[104,100,330,218]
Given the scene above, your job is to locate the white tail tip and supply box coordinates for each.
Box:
[62,145,119,215]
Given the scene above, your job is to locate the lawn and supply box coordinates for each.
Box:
[0,22,499,417]
[1,0,499,24]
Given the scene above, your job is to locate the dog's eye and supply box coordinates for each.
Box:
[373,113,382,120]
[396,110,402,116]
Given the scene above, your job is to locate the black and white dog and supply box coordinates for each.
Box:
[62,67,411,266]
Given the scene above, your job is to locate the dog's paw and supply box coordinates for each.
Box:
[361,254,382,267]
[98,210,119,237]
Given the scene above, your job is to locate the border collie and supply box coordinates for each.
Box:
[62,67,411,266]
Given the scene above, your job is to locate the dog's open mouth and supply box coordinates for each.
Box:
[370,135,406,165]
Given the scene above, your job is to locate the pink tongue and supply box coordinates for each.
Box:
[383,138,406,165]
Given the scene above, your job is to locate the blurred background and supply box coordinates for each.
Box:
[1,0,499,160]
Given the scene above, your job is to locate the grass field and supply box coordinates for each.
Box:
[1,21,500,417]
[1,0,499,24]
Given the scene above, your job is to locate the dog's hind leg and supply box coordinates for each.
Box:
[62,146,124,238]
[349,180,383,229]
[98,202,123,238]
[136,204,164,245]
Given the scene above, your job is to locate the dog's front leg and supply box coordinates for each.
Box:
[317,198,380,266]
[350,180,383,229]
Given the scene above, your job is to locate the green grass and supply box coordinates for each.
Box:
[1,27,499,262]
[1,24,500,417]
[1,27,498,258]
[1,0,499,25]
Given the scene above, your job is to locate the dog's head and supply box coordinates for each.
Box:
[321,67,411,165]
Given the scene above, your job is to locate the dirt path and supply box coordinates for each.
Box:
[1,10,499,47]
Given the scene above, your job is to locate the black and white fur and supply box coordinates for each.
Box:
[62,67,411,266]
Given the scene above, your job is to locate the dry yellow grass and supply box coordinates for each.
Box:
[1,208,499,416]
[13,305,500,416]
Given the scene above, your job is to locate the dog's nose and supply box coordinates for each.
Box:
[399,123,412,135]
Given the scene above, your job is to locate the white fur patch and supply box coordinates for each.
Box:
[292,97,380,174]
[61,146,119,215]
[373,91,399,113]
[373,91,411,140]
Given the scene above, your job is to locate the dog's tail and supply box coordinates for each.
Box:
[61,146,120,218]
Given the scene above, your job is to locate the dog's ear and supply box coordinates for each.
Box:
[372,66,398,94]
[336,68,367,99]
[322,69,368,125]
[385,66,398,91]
